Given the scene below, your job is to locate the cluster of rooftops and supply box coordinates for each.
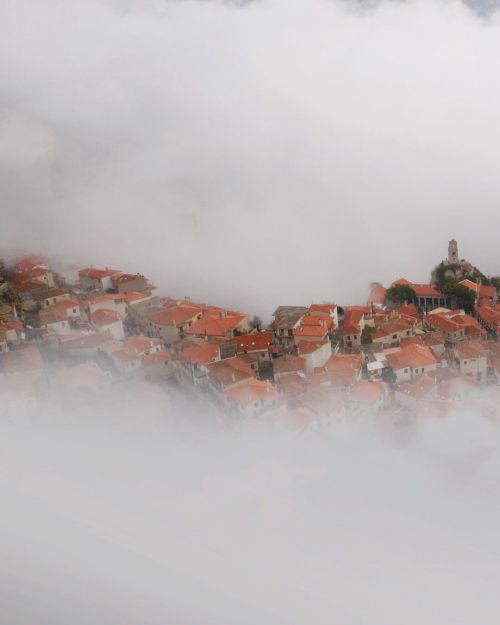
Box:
[2,251,500,428]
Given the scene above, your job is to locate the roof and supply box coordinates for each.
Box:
[123,335,161,355]
[324,353,362,372]
[186,313,246,337]
[205,357,254,386]
[124,291,151,304]
[297,340,329,355]
[343,309,364,334]
[111,348,142,363]
[79,267,119,279]
[39,307,68,326]
[349,380,387,404]
[307,303,337,315]
[385,343,438,370]
[2,345,44,374]
[148,305,202,327]
[397,375,435,400]
[391,279,442,298]
[476,306,500,331]
[141,350,171,366]
[455,339,486,360]
[82,293,126,307]
[63,331,114,350]
[459,279,496,300]
[273,354,307,375]
[91,308,122,326]
[225,379,278,406]
[293,324,329,338]
[372,318,413,341]
[33,288,70,302]
[235,331,273,353]
[179,343,220,366]
[111,272,147,284]
[272,306,308,329]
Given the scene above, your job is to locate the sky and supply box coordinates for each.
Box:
[2,0,500,317]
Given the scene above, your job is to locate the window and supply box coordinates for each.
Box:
[393,334,397,339]
[464,360,467,365]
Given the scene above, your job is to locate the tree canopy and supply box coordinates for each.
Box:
[384,284,416,307]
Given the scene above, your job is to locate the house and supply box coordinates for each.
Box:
[177,342,220,384]
[34,288,71,309]
[110,272,151,295]
[38,298,82,336]
[459,279,497,304]
[297,340,332,373]
[372,317,415,348]
[425,309,486,343]
[202,357,255,403]
[1,345,45,383]
[385,343,439,383]
[234,331,274,361]
[79,267,120,291]
[109,348,142,375]
[346,380,388,412]
[82,293,127,318]
[90,308,124,340]
[391,278,446,311]
[307,303,339,329]
[342,307,367,350]
[271,306,308,352]
[475,306,500,338]
[15,266,55,289]
[225,379,279,417]
[454,340,488,381]
[272,354,307,380]
[185,312,249,339]
[0,320,24,348]
[39,306,72,335]
[293,315,331,344]
[147,305,203,343]
[324,353,362,391]
[395,374,436,410]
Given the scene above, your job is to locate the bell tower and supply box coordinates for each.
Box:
[448,239,458,263]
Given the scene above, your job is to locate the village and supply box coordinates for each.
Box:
[1,239,500,429]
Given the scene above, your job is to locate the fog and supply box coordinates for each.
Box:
[0,401,498,625]
[2,0,500,314]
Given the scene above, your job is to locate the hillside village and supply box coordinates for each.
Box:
[2,240,500,429]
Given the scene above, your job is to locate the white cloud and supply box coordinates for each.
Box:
[1,0,500,316]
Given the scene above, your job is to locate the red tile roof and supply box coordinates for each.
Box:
[372,318,414,341]
[325,353,362,372]
[148,305,202,327]
[91,308,122,326]
[186,314,246,337]
[343,309,364,334]
[235,331,273,353]
[79,267,119,279]
[205,357,254,386]
[349,380,387,404]
[455,339,486,360]
[297,340,329,355]
[225,379,278,406]
[293,324,329,338]
[459,279,496,300]
[273,354,307,375]
[391,278,442,298]
[180,343,220,366]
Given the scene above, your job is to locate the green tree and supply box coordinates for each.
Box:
[439,283,476,313]
[361,325,375,345]
[384,284,416,307]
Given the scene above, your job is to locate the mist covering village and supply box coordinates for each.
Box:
[2,238,500,429]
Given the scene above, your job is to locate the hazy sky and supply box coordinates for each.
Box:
[2,0,500,316]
